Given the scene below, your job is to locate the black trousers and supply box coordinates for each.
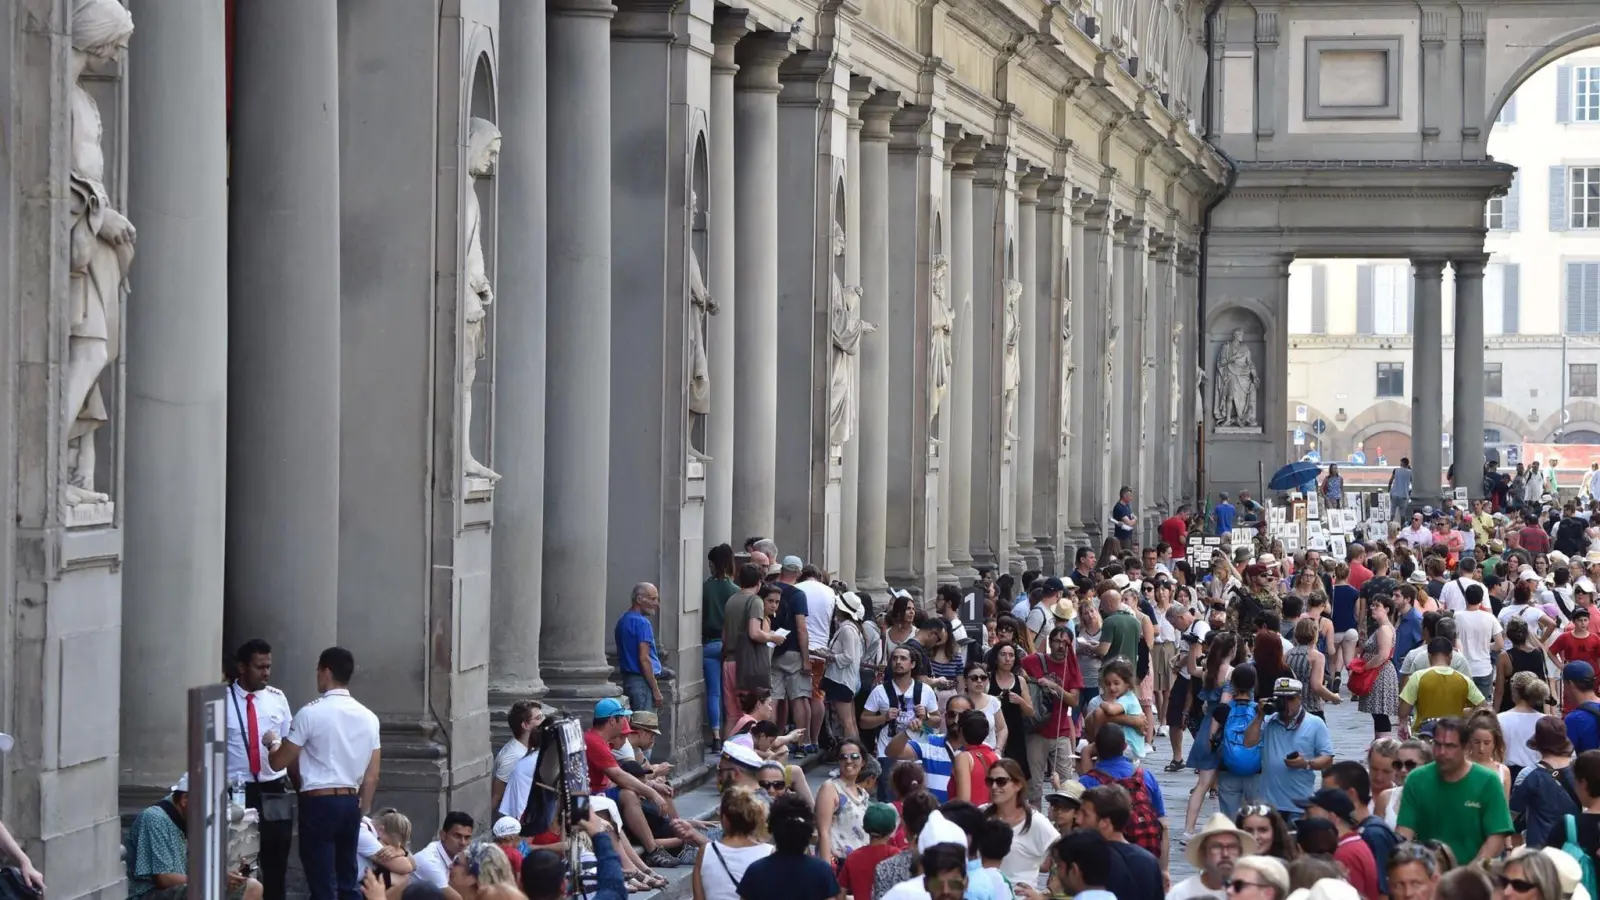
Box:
[245,778,294,900]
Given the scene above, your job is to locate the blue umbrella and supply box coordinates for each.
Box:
[1269,461,1322,493]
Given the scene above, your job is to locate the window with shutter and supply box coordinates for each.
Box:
[1371,264,1408,335]
[1552,166,1570,232]
[1484,264,1504,337]
[1503,263,1520,335]
[1287,266,1313,334]
[1485,363,1503,398]
[1572,167,1600,229]
[1486,196,1504,230]
[1505,174,1520,232]
[1579,66,1600,121]
[1568,261,1600,334]
[1357,264,1374,334]
[1574,364,1599,398]
[1559,63,1575,123]
[1496,95,1517,125]
[1311,265,1327,334]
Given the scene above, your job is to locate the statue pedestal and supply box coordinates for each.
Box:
[1214,425,1264,435]
[64,500,115,529]
[925,441,946,592]
[824,444,843,574]
[999,441,1016,575]
[463,476,497,500]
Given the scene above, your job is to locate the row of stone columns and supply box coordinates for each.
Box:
[1413,257,1490,504]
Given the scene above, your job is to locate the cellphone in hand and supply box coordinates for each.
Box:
[1285,751,1301,762]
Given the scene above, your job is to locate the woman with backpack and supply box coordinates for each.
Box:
[1509,716,1580,850]
[1182,632,1239,840]
[1214,663,1264,821]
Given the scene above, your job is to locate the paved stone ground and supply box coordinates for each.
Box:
[1152,694,1375,884]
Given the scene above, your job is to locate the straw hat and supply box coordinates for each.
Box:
[1184,812,1258,868]
[836,591,866,622]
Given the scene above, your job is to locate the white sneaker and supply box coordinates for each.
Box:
[1157,725,1169,737]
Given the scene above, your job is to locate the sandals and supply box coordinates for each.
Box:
[1163,760,1186,772]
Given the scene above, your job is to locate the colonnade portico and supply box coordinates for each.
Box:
[5,3,1225,893]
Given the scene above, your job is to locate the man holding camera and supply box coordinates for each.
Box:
[1242,677,1334,826]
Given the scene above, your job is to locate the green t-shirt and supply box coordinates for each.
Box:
[1101,609,1141,667]
[126,801,187,899]
[1396,761,1513,864]
[702,576,738,643]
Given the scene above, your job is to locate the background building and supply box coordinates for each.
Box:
[1286,52,1600,467]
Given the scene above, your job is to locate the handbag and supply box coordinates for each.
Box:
[1346,657,1384,698]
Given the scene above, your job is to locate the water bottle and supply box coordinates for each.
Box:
[230,778,246,811]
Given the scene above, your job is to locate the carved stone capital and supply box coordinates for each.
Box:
[860,91,900,143]
[1018,166,1046,203]
[733,31,794,93]
[712,8,754,72]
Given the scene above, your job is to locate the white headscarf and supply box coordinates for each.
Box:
[72,0,134,53]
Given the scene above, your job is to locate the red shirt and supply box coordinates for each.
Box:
[1348,562,1373,591]
[839,843,898,898]
[584,729,619,793]
[498,845,525,885]
[1554,631,1600,681]
[1336,831,1380,900]
[1520,525,1552,553]
[1021,651,1084,739]
[1158,516,1188,550]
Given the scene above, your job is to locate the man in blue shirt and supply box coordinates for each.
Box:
[1243,677,1334,823]
[884,694,974,801]
[1392,587,1425,677]
[1214,492,1237,533]
[613,583,663,711]
[1111,487,1137,549]
[1564,661,1600,753]
[1079,723,1166,819]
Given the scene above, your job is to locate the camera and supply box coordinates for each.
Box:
[1260,698,1277,716]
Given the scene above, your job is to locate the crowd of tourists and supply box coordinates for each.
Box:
[102,486,1600,900]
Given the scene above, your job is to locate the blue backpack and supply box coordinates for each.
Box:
[1563,814,1599,900]
[1220,700,1262,775]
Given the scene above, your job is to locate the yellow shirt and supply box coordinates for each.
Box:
[1399,665,1484,728]
[1473,512,1494,545]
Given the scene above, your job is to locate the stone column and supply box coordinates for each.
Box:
[489,0,549,706]
[730,33,791,543]
[226,0,341,705]
[543,0,618,705]
[1034,179,1067,572]
[1147,236,1173,520]
[124,0,229,797]
[704,12,749,548]
[839,84,865,587]
[947,136,980,582]
[1176,247,1200,503]
[970,147,1013,573]
[1064,192,1092,545]
[1081,199,1114,545]
[1453,257,1488,500]
[1411,260,1446,509]
[856,91,895,593]
[1014,170,1042,572]
[1117,218,1146,539]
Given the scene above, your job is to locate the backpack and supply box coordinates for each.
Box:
[1219,700,1263,775]
[1021,656,1061,732]
[1564,814,1600,900]
[883,680,933,738]
[1087,768,1164,857]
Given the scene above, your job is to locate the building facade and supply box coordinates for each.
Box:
[1285,53,1600,466]
[7,1,1226,896]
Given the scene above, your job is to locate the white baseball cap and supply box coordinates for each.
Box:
[492,816,522,838]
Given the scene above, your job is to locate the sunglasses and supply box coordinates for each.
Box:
[1495,876,1539,893]
[985,776,1013,787]
[1228,881,1270,894]
[840,752,863,761]
[968,674,989,682]
[1395,759,1422,771]
[758,780,786,790]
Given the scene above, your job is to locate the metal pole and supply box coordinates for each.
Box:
[188,685,229,900]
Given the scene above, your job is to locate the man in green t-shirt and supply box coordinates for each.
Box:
[1395,717,1513,864]
[1096,583,1142,666]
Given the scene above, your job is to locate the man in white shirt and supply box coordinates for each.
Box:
[1454,583,1504,697]
[265,647,382,900]
[497,743,540,820]
[1398,512,1433,548]
[226,639,296,900]
[1438,557,1478,613]
[490,700,542,814]
[412,812,475,889]
[795,563,837,749]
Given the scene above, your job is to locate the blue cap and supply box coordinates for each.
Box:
[1565,661,1596,683]
[594,697,628,719]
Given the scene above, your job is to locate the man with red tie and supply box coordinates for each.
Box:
[228,639,295,900]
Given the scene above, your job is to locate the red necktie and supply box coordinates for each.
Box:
[246,692,261,777]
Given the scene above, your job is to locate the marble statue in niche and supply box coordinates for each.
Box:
[827,224,870,446]
[1103,324,1118,459]
[1060,291,1075,444]
[1169,324,1184,437]
[929,255,953,430]
[1001,279,1023,440]
[1213,327,1259,429]
[463,117,502,483]
[1139,355,1156,452]
[687,192,716,419]
[65,0,136,512]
